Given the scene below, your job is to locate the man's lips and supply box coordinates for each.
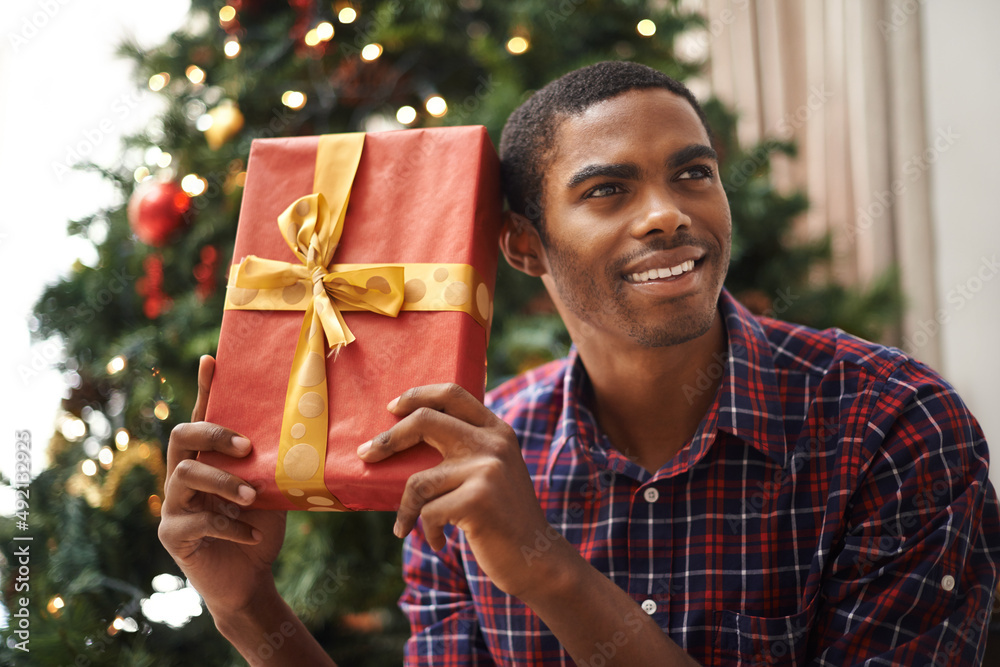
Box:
[620,248,707,284]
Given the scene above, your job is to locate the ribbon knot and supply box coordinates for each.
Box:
[232,192,406,355]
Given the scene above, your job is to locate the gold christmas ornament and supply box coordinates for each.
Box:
[202,99,244,150]
[100,443,166,510]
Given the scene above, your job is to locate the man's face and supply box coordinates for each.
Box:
[536,88,732,348]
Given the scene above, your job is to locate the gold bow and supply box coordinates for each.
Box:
[231,192,405,355]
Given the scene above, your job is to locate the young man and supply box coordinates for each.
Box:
[159,62,1000,666]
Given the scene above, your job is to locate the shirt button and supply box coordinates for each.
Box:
[643,487,660,503]
[641,599,657,615]
[941,575,956,591]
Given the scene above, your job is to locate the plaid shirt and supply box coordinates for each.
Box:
[400,289,1000,666]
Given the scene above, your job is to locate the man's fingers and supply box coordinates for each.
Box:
[359,407,479,463]
[166,421,251,480]
[413,490,472,551]
[394,462,466,538]
[388,383,494,427]
[191,355,216,422]
[163,458,257,512]
[158,509,262,558]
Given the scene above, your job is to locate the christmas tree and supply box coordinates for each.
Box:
[1,1,900,664]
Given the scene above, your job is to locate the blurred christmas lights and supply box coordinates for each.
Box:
[361,43,383,61]
[396,105,417,125]
[425,96,447,117]
[506,36,529,54]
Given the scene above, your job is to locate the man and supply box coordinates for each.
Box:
[159,61,1000,665]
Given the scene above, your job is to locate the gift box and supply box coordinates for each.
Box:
[200,126,502,511]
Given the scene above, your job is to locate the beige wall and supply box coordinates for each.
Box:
[920,0,1000,489]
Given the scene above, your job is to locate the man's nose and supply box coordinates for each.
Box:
[629,187,692,238]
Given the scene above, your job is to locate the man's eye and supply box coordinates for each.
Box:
[677,165,714,180]
[585,183,623,198]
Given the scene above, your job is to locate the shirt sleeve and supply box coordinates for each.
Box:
[811,364,1000,666]
[399,518,495,666]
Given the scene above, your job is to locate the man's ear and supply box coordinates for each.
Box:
[500,211,548,277]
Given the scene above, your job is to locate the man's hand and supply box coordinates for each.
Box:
[362,383,700,666]
[158,355,287,618]
[357,383,557,599]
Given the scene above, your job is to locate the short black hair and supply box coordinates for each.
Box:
[498,61,712,235]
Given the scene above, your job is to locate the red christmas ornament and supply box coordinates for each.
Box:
[136,253,173,319]
[193,244,219,301]
[127,181,191,247]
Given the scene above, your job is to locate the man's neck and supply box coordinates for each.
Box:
[574,313,727,474]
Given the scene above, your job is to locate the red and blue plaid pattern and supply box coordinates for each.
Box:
[400,289,1000,665]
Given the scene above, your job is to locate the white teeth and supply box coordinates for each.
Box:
[627,259,697,283]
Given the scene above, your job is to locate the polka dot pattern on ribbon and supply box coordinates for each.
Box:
[225,262,492,327]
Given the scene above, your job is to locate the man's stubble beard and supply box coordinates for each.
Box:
[543,235,729,348]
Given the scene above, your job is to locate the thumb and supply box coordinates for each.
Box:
[191,355,216,422]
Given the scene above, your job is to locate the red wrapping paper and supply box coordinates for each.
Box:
[200,126,502,511]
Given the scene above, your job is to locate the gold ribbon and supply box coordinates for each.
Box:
[223,133,491,511]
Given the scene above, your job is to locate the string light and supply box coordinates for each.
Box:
[218,5,236,23]
[156,152,172,168]
[637,19,656,36]
[316,22,335,40]
[396,105,417,125]
[98,447,114,468]
[305,29,321,46]
[61,416,86,441]
[338,7,357,23]
[133,166,151,183]
[360,43,383,61]
[107,355,126,374]
[47,596,65,616]
[115,429,130,450]
[82,460,97,476]
[154,401,170,420]
[185,65,205,85]
[425,96,448,117]
[148,494,162,517]
[195,114,213,131]
[139,443,152,459]
[281,90,307,109]
[506,36,529,55]
[224,37,240,58]
[181,174,207,196]
[148,73,169,92]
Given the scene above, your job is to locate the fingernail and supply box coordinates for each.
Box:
[357,440,371,457]
[232,435,251,451]
[251,528,262,541]
[387,396,399,411]
[238,484,256,503]
[393,520,402,538]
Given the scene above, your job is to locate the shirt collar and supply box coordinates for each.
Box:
[544,289,789,482]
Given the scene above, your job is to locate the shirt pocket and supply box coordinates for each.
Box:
[713,601,815,666]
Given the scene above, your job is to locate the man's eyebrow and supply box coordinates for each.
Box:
[565,163,642,190]
[667,144,718,169]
